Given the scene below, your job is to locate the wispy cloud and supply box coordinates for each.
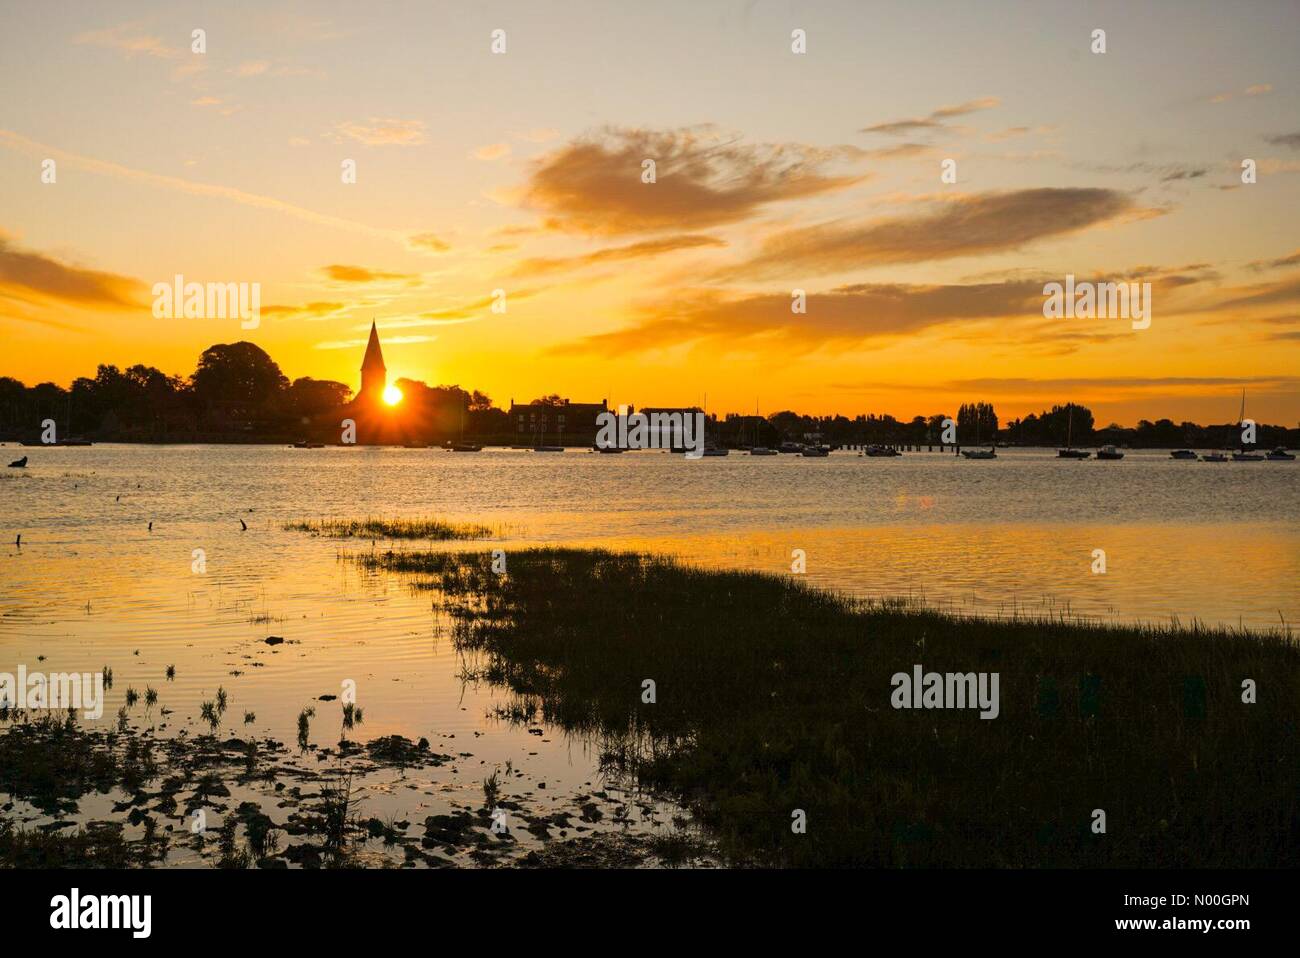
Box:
[72,23,181,60]
[420,289,541,321]
[406,233,451,254]
[319,264,416,284]
[1202,275,1300,312]
[860,96,1000,136]
[1247,248,1300,272]
[260,301,347,321]
[510,234,725,277]
[315,334,435,350]
[717,188,1141,281]
[0,234,143,308]
[514,125,867,235]
[331,118,427,146]
[1208,83,1273,104]
[474,142,511,162]
[0,130,406,242]
[549,280,1049,356]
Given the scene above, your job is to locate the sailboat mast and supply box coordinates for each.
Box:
[1239,388,1246,451]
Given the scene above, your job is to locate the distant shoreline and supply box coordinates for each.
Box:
[3,438,1295,452]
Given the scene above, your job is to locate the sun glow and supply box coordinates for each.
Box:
[382,384,403,406]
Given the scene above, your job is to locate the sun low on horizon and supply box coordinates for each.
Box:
[382,383,403,406]
[1,0,1298,427]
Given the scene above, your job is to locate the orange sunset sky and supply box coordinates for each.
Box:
[1,0,1298,425]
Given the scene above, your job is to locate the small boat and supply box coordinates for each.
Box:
[862,444,900,457]
[1201,452,1228,462]
[532,445,564,452]
[291,440,325,449]
[741,402,777,456]
[1170,449,1198,460]
[702,447,730,457]
[1265,447,1295,461]
[1230,390,1263,461]
[778,441,804,454]
[800,446,830,457]
[961,448,997,459]
[595,446,625,454]
[1096,445,1124,460]
[448,441,483,452]
[7,456,27,468]
[1058,405,1089,458]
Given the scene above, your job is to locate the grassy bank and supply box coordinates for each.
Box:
[284,516,491,541]
[357,547,1300,868]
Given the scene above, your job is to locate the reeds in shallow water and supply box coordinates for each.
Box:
[284,515,491,541]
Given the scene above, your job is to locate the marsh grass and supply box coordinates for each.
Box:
[341,702,362,732]
[216,817,250,869]
[0,716,380,869]
[284,515,492,541]
[297,707,314,751]
[482,768,501,808]
[360,546,1300,868]
[0,819,138,868]
[318,773,361,857]
[199,701,220,734]
[0,714,123,815]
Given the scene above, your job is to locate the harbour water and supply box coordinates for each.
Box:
[0,443,1295,864]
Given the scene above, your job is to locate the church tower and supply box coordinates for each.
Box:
[360,320,386,401]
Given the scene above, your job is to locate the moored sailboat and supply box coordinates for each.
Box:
[1057,405,1089,458]
[1231,388,1262,460]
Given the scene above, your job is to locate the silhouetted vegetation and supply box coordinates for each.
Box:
[3,345,1295,447]
[284,516,491,541]
[356,546,1300,868]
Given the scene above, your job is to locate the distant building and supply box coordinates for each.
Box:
[508,397,608,444]
[639,406,705,418]
[638,406,707,450]
[331,321,399,444]
[359,320,386,403]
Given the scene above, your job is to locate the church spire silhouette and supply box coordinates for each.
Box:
[360,320,386,400]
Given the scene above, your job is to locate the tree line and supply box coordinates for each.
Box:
[1,341,1295,447]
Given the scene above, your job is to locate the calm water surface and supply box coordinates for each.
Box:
[0,443,1295,861]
